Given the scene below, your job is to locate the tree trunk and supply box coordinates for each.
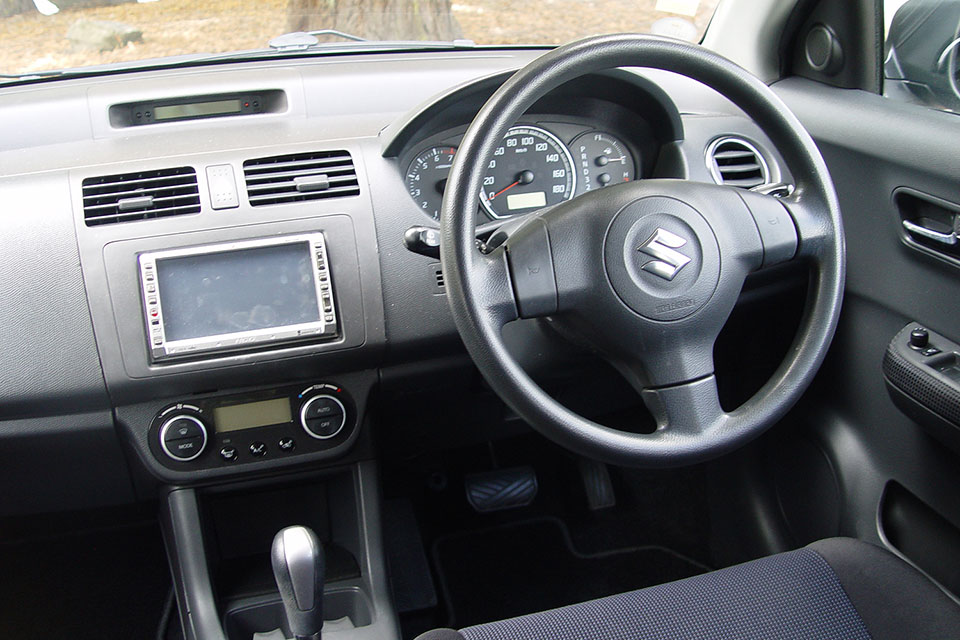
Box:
[286,0,462,41]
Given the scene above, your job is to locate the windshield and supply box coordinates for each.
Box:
[1,0,718,78]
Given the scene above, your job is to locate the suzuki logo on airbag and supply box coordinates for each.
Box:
[637,228,692,281]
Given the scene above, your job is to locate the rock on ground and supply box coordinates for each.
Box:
[66,18,142,51]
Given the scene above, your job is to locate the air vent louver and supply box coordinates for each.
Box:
[82,167,201,226]
[706,137,769,189]
[243,150,359,206]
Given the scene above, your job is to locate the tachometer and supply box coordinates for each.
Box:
[571,131,635,195]
[405,146,457,220]
[479,126,575,219]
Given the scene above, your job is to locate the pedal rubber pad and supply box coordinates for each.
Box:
[465,466,538,513]
[579,458,616,510]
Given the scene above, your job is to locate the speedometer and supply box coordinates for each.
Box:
[479,126,575,219]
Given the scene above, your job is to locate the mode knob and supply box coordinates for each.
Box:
[299,395,346,440]
[159,414,208,462]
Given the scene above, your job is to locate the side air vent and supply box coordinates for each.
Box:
[431,263,445,292]
[243,150,360,206]
[82,167,200,226]
[706,137,770,189]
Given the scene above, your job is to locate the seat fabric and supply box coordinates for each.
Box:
[416,538,960,640]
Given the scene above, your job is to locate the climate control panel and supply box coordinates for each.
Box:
[148,382,356,470]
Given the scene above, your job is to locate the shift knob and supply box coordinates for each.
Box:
[271,526,325,640]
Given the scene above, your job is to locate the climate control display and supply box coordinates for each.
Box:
[149,382,355,470]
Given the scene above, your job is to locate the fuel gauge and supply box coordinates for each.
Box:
[571,132,635,195]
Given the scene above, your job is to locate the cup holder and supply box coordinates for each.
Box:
[224,587,373,640]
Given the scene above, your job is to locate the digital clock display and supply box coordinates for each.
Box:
[153,98,242,121]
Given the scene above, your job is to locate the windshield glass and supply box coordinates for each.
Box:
[1,0,718,78]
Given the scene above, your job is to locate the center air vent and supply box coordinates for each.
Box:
[706,137,770,188]
[82,167,200,226]
[243,150,360,206]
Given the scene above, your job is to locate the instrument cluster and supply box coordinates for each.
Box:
[403,119,638,222]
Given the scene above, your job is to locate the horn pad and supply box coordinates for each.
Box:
[604,197,721,321]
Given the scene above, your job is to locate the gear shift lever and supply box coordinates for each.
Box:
[271,526,325,640]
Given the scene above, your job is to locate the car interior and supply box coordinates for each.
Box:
[3,0,960,638]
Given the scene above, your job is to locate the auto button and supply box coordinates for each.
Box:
[300,395,346,440]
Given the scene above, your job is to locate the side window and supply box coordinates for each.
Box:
[885,0,960,113]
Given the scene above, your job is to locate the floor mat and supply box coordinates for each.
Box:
[0,519,171,640]
[432,517,709,629]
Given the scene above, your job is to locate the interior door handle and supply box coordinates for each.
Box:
[902,219,959,246]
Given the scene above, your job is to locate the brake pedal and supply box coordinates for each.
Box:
[579,458,616,510]
[465,466,538,513]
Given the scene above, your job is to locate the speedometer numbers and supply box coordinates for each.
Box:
[405,146,457,220]
[479,126,576,219]
[572,132,635,195]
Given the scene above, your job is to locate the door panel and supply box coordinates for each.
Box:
[773,76,960,595]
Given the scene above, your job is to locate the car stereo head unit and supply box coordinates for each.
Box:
[138,233,338,361]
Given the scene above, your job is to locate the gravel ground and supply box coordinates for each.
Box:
[0,0,719,75]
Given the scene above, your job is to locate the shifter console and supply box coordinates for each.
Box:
[272,526,326,640]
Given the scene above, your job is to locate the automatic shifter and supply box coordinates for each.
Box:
[271,526,325,640]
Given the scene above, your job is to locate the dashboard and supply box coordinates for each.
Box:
[0,49,786,512]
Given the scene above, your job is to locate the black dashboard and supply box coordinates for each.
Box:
[0,49,787,513]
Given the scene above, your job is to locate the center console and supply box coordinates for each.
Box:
[67,126,392,637]
[162,462,399,640]
[71,136,386,476]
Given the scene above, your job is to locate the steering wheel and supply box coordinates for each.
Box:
[440,34,845,468]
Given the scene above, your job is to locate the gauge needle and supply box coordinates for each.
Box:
[490,170,535,200]
[490,180,519,200]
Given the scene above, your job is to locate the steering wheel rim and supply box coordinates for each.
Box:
[440,34,845,468]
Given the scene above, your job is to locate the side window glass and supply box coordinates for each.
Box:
[885,0,960,113]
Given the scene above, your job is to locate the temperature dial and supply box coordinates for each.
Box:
[299,394,347,440]
[571,132,635,195]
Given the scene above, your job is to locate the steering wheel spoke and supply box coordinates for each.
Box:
[501,217,559,319]
[471,248,520,327]
[779,192,835,260]
[641,375,726,435]
[736,188,801,269]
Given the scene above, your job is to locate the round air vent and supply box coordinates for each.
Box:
[705,137,770,189]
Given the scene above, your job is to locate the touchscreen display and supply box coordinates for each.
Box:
[155,241,320,342]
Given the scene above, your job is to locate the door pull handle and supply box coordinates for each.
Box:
[902,219,959,246]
